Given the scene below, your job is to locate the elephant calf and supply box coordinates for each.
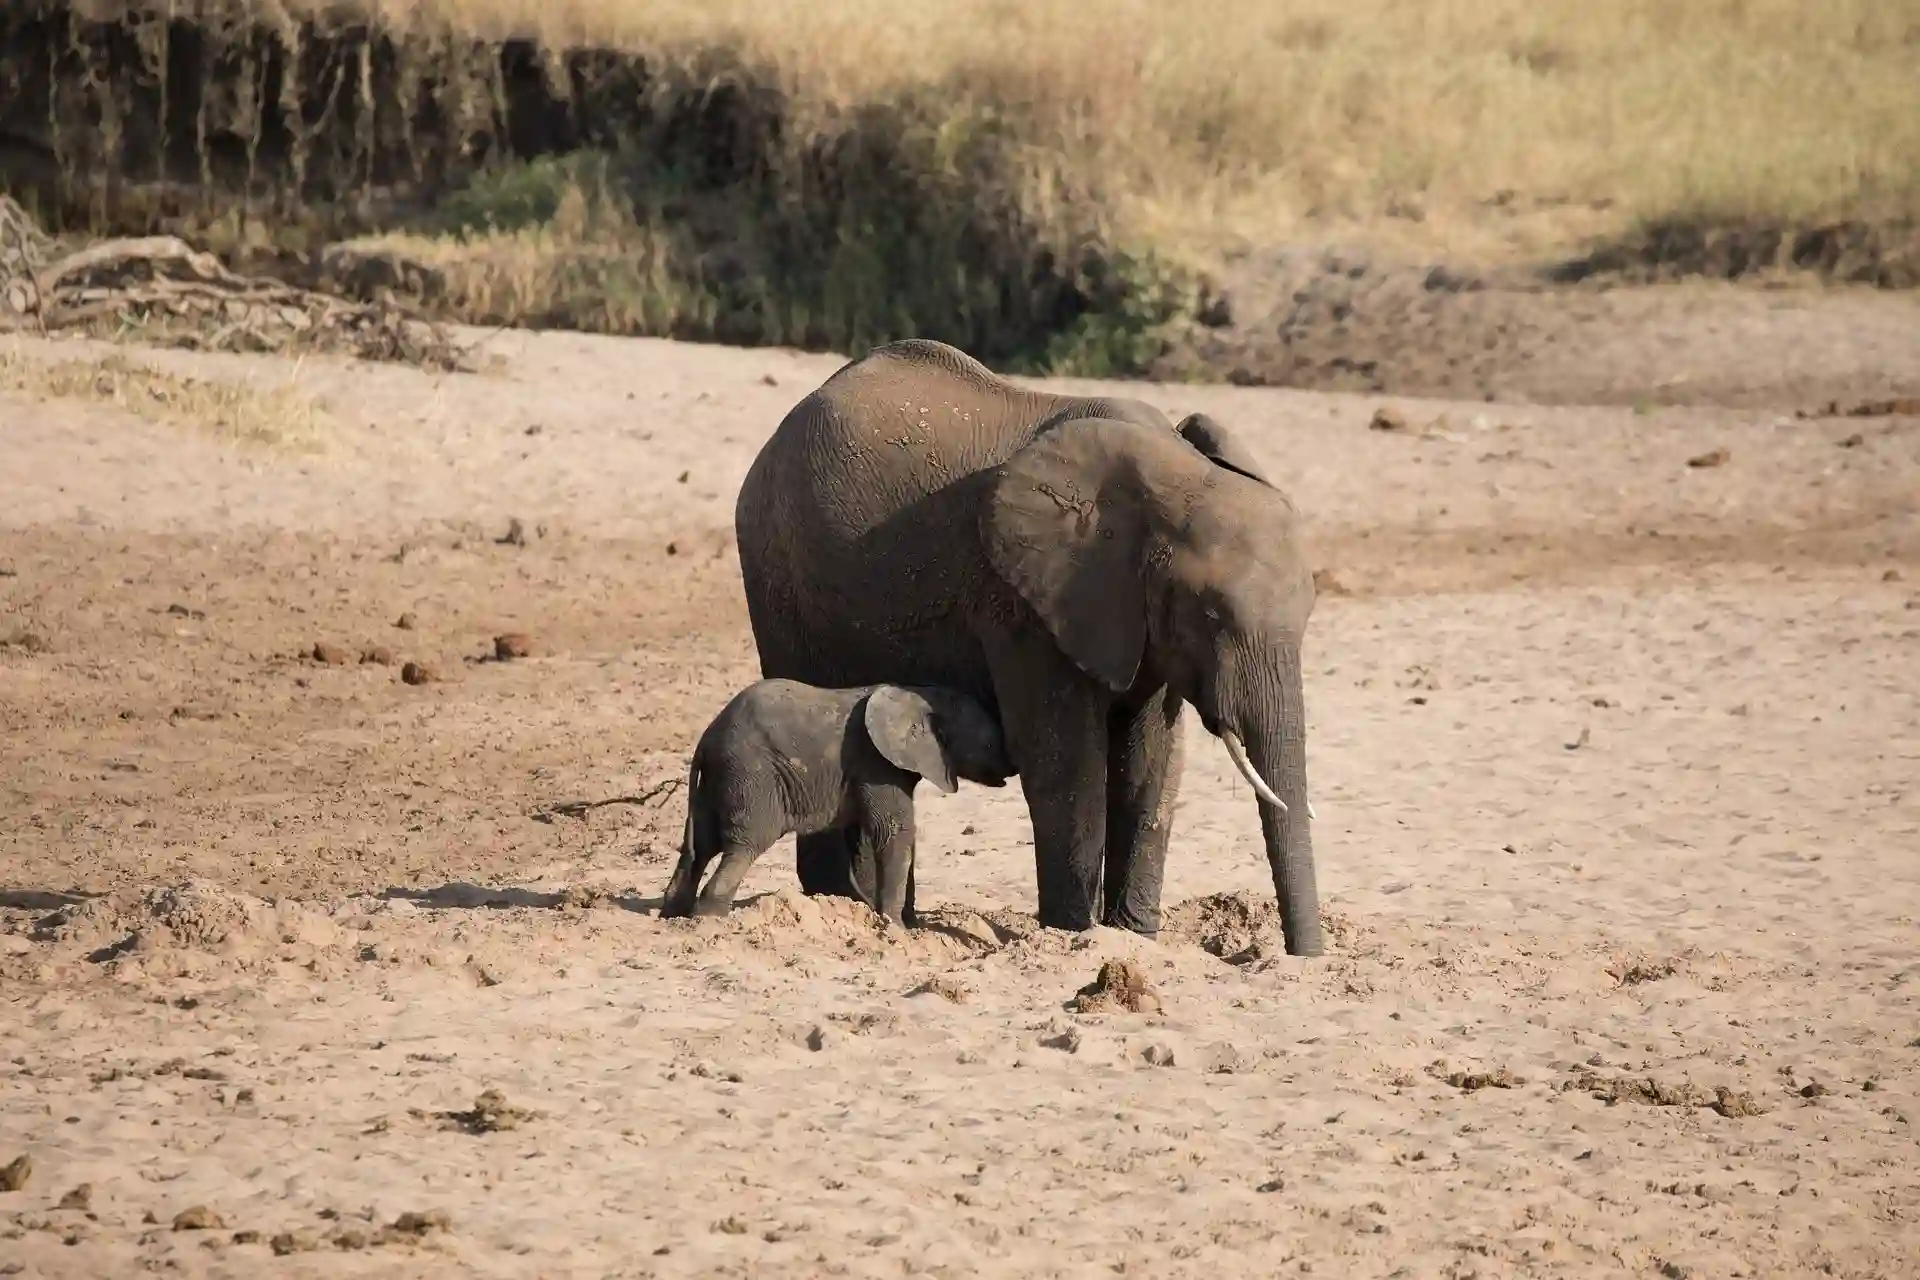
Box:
[658,679,1014,924]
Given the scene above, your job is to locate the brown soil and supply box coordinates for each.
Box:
[2,316,1918,1277]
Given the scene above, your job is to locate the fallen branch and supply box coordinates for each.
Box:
[532,778,685,824]
[0,195,470,371]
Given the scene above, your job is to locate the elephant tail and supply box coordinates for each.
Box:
[681,750,702,859]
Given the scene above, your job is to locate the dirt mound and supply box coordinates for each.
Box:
[668,889,982,965]
[1162,891,1279,964]
[32,879,339,959]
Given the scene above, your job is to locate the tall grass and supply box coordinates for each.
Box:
[281,0,1920,258]
[6,0,1915,374]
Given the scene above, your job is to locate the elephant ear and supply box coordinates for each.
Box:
[982,419,1155,692]
[1176,412,1273,487]
[863,686,958,794]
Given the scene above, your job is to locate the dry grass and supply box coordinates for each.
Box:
[0,344,334,453]
[249,0,1920,259]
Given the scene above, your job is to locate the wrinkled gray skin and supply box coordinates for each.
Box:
[735,338,1324,956]
[659,679,1014,923]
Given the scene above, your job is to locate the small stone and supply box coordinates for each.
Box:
[271,1231,322,1255]
[56,1183,91,1211]
[1799,1081,1828,1099]
[806,1025,834,1052]
[1882,569,1903,583]
[173,1205,224,1231]
[0,1154,30,1191]
[1686,447,1730,469]
[231,1230,261,1245]
[359,645,395,666]
[493,633,533,660]
[714,1216,749,1235]
[311,641,349,665]
[1368,407,1407,432]
[1142,1044,1177,1068]
[394,612,418,630]
[400,662,437,686]
[1837,432,1864,447]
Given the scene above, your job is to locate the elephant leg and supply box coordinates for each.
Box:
[851,784,916,926]
[692,842,770,916]
[982,628,1111,931]
[1102,684,1184,937]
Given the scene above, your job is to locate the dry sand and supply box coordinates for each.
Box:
[2,307,1918,1278]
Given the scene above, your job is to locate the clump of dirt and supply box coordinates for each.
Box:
[1162,892,1276,964]
[1607,955,1680,987]
[1429,1061,1525,1091]
[31,879,339,964]
[1070,959,1164,1015]
[440,1088,537,1134]
[1564,1073,1767,1118]
[0,1153,31,1191]
[172,1205,225,1231]
[908,974,973,1005]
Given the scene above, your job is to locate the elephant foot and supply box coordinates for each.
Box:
[1100,906,1161,939]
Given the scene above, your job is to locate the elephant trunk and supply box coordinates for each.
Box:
[1245,647,1322,957]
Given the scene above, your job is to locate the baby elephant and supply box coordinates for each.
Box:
[659,679,1014,924]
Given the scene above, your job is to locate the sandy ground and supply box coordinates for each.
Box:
[2,312,1919,1279]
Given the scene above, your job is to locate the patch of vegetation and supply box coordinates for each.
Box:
[0,346,333,452]
[0,0,1914,380]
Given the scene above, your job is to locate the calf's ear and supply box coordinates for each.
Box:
[862,686,958,794]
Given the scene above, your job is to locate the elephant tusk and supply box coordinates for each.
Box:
[1308,802,1318,821]
[1220,730,1287,813]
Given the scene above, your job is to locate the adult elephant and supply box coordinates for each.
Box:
[734,339,1324,956]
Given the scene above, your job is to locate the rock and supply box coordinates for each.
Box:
[231,1230,262,1245]
[1368,406,1408,432]
[805,1024,835,1052]
[1070,959,1164,1015]
[271,1230,323,1255]
[173,1205,225,1231]
[394,612,418,630]
[310,641,349,665]
[1883,569,1903,583]
[400,662,437,686]
[1686,447,1730,469]
[56,1183,91,1211]
[360,645,395,666]
[1142,1043,1177,1068]
[0,1154,30,1191]
[493,633,533,660]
